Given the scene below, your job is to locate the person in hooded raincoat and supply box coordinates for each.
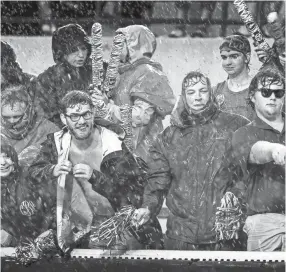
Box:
[32,24,107,127]
[93,25,175,163]
[1,84,59,169]
[1,140,49,247]
[133,71,249,250]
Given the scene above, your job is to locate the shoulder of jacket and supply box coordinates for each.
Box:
[160,125,178,143]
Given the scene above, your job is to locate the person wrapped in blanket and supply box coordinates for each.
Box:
[1,140,49,247]
[1,84,59,170]
[28,91,163,253]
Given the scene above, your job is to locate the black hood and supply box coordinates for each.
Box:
[52,24,91,63]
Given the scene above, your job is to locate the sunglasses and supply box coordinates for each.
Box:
[258,88,285,98]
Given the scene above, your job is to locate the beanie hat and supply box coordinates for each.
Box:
[52,24,91,63]
[219,34,251,56]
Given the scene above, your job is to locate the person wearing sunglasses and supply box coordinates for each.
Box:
[1,84,59,169]
[215,68,285,251]
[213,34,255,120]
[32,24,107,128]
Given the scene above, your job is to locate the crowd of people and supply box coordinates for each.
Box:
[1,15,285,254]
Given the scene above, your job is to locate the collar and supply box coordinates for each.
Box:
[250,114,285,134]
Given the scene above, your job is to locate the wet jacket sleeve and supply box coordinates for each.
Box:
[141,132,172,216]
[28,134,58,186]
[214,127,257,201]
[31,70,58,120]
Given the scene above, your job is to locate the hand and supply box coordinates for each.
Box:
[131,207,151,228]
[73,163,93,180]
[88,84,108,105]
[272,145,286,165]
[53,160,72,177]
[107,102,122,123]
[254,48,269,63]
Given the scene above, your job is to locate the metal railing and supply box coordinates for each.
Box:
[1,2,244,37]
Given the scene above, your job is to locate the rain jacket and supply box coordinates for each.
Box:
[112,25,176,162]
[1,143,49,245]
[141,90,249,244]
[1,86,59,168]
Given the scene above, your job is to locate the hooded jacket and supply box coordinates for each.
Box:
[111,25,176,162]
[1,143,48,245]
[1,86,59,158]
[32,24,107,127]
[141,87,249,244]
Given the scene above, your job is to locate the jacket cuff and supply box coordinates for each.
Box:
[88,170,104,186]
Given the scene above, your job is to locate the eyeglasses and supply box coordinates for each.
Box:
[258,88,285,98]
[65,111,93,122]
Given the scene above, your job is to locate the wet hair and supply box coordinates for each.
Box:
[59,90,94,113]
[0,142,20,177]
[182,71,211,92]
[247,68,285,110]
[1,84,30,110]
[220,34,251,70]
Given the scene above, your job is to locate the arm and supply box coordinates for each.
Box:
[249,141,286,165]
[141,132,172,216]
[28,134,58,186]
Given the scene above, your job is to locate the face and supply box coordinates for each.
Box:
[61,103,95,140]
[220,49,248,77]
[251,79,285,120]
[1,102,27,126]
[120,41,129,63]
[64,44,88,67]
[0,153,14,178]
[185,80,210,113]
[132,99,155,127]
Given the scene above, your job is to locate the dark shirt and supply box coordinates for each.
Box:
[218,115,285,216]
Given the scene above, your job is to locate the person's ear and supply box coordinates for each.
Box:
[245,53,250,64]
[60,113,67,126]
[250,92,256,104]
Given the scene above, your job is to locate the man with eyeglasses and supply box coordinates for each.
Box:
[213,34,254,120]
[32,24,105,128]
[215,68,285,251]
[29,90,122,251]
[1,84,59,168]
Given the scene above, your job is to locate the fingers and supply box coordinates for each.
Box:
[273,150,286,165]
